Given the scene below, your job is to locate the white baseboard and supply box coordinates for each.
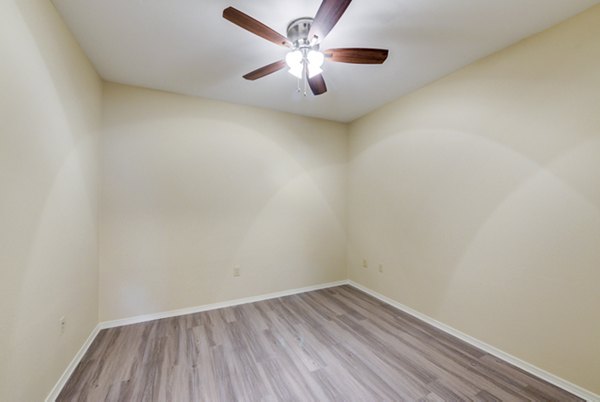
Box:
[99,279,349,330]
[347,280,599,402]
[47,279,348,400]
[45,323,101,402]
[47,279,598,402]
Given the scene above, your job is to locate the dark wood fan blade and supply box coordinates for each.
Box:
[308,0,352,42]
[307,72,327,96]
[223,7,290,47]
[323,48,389,64]
[243,60,287,81]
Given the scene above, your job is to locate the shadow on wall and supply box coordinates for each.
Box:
[2,1,101,401]
[100,86,347,320]
[347,125,600,391]
[349,127,600,312]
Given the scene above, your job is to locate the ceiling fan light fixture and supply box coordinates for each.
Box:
[288,63,304,79]
[285,50,303,69]
[307,50,324,68]
[307,64,323,78]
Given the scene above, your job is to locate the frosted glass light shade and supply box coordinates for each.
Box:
[307,64,322,78]
[307,50,324,68]
[285,50,303,68]
[288,64,304,79]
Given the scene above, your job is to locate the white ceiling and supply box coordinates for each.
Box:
[52,0,598,122]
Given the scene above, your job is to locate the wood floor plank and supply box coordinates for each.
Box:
[57,285,584,401]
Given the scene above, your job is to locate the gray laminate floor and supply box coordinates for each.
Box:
[58,285,582,401]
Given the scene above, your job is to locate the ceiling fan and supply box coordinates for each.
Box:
[223,0,389,96]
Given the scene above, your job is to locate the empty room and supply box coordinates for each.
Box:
[2,0,600,401]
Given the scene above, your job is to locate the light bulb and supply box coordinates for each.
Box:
[288,63,304,79]
[307,64,322,78]
[285,50,303,69]
[307,50,324,68]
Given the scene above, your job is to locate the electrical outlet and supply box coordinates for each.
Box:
[59,316,66,334]
[362,259,368,268]
[378,264,383,273]
[233,265,241,277]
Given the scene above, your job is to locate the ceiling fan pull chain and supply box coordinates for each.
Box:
[303,63,308,96]
[303,76,307,96]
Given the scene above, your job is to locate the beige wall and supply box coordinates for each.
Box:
[348,5,600,394]
[3,0,600,398]
[0,1,102,401]
[100,83,347,321]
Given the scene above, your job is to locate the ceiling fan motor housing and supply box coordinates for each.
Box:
[287,17,315,48]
